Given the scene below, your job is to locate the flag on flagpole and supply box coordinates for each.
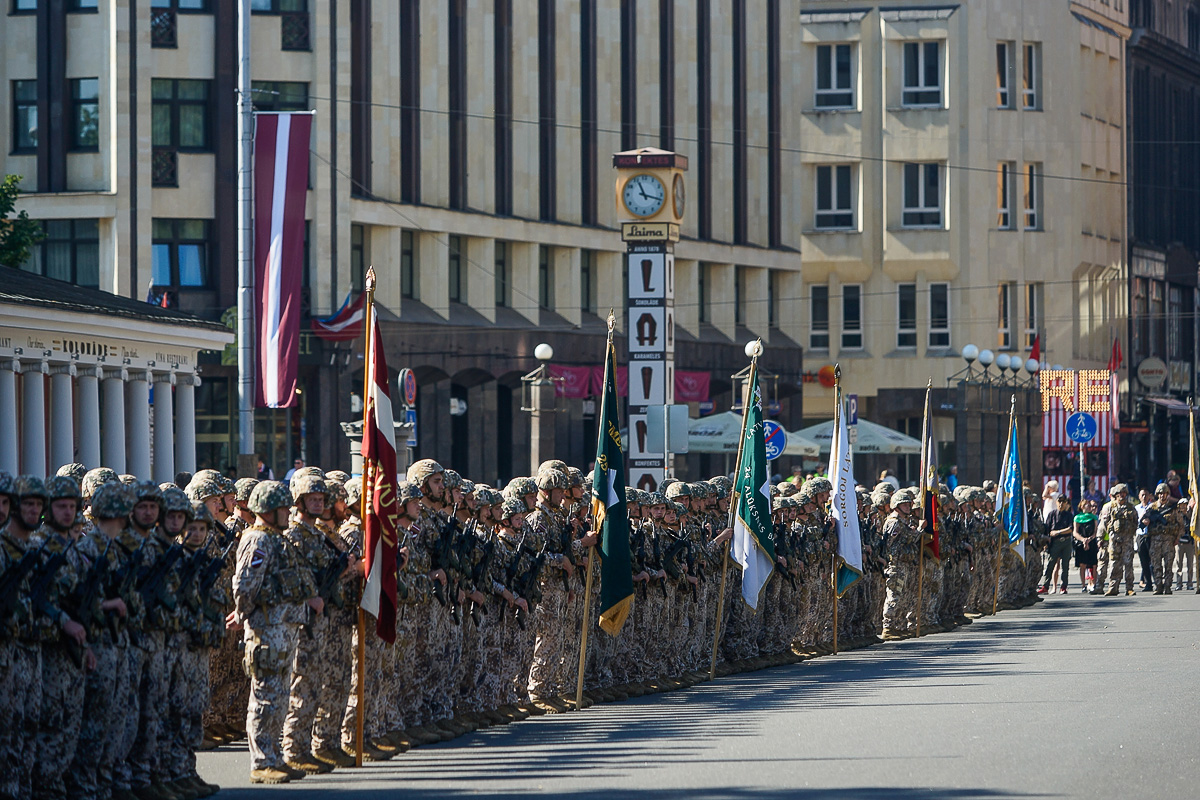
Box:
[731,363,776,610]
[918,384,941,559]
[1189,405,1199,549]
[1107,335,1122,431]
[591,336,634,636]
[828,380,862,596]
[1029,335,1041,364]
[359,299,400,643]
[995,407,1027,563]
[253,111,313,408]
[312,290,366,342]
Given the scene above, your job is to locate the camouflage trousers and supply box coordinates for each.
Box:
[1151,535,1177,590]
[386,604,423,731]
[111,642,144,792]
[883,563,913,634]
[311,613,354,753]
[423,603,461,722]
[0,642,40,800]
[165,642,208,782]
[64,637,128,800]
[342,611,388,746]
[129,631,177,788]
[203,628,248,735]
[282,612,334,760]
[528,582,571,699]
[34,645,84,800]
[244,623,300,771]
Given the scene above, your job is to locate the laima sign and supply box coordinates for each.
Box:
[1039,370,1113,413]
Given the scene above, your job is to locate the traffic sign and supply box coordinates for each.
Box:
[763,420,787,460]
[1066,412,1097,444]
[404,408,418,448]
[400,368,418,407]
[847,393,858,426]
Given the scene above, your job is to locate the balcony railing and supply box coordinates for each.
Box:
[152,150,178,188]
[151,8,177,49]
[281,12,310,51]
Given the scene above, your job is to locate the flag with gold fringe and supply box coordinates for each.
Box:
[591,337,634,635]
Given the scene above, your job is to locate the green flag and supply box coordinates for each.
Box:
[592,339,634,635]
[731,363,776,609]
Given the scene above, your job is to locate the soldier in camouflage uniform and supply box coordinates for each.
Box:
[230,480,320,784]
[1149,483,1184,595]
[1102,484,1138,596]
[882,488,921,638]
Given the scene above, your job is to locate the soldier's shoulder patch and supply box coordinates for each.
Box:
[250,548,266,568]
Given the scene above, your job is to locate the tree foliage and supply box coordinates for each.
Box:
[0,175,44,269]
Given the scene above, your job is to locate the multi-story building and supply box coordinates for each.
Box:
[795,0,1129,483]
[1124,0,1200,481]
[2,0,808,483]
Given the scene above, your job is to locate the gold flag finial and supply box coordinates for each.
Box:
[607,308,615,334]
[365,265,377,292]
[927,377,933,389]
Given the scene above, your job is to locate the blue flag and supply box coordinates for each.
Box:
[995,411,1027,563]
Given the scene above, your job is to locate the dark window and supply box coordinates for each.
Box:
[252,0,309,50]
[580,249,595,314]
[70,78,99,150]
[996,41,1014,108]
[698,262,708,323]
[902,41,941,106]
[659,0,675,149]
[732,0,747,243]
[350,0,371,196]
[12,0,37,13]
[816,164,853,229]
[620,0,636,149]
[897,283,917,348]
[495,241,509,307]
[1190,9,1200,51]
[448,0,467,209]
[20,219,100,288]
[696,0,711,238]
[580,0,597,224]
[250,81,308,112]
[12,80,37,153]
[538,246,553,310]
[151,79,211,150]
[494,0,513,215]
[448,235,464,303]
[929,282,949,348]
[150,0,211,9]
[150,0,211,47]
[350,224,366,292]
[841,285,862,350]
[401,230,416,300]
[151,218,211,289]
[767,0,781,246]
[810,285,829,350]
[538,0,556,221]
[251,0,305,9]
[816,44,853,108]
[902,162,942,227]
[768,269,779,328]
[400,0,420,203]
[735,266,745,326]
[69,0,97,9]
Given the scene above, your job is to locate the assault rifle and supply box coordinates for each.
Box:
[649,532,668,598]
[0,537,51,624]
[466,530,496,627]
[512,544,547,630]
[29,540,87,667]
[429,510,461,617]
[68,538,112,638]
[137,542,184,615]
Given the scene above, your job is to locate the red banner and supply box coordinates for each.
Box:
[675,370,711,403]
[549,364,594,398]
[360,306,399,643]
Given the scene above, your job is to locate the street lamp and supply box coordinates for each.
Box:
[961,344,979,366]
[1025,358,1040,374]
[534,342,554,362]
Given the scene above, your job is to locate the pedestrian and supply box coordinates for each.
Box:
[1072,498,1100,593]
[946,465,959,492]
[1041,495,1074,594]
[1175,508,1195,591]
[1166,470,1184,500]
[1135,487,1153,588]
[1042,480,1060,522]
[284,458,305,482]
[256,457,274,481]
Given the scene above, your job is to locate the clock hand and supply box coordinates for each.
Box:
[639,186,650,201]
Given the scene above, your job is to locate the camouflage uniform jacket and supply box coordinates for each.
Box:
[232,523,314,627]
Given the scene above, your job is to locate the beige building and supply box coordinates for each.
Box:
[796,0,1129,475]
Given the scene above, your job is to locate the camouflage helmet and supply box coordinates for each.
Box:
[89,481,135,520]
[872,481,895,497]
[325,470,351,484]
[624,487,639,505]
[235,478,260,503]
[397,481,423,504]
[794,484,815,506]
[344,477,363,509]
[118,474,138,486]
[81,468,119,500]
[56,463,87,482]
[952,485,972,503]
[291,474,327,503]
[13,475,47,501]
[981,480,997,494]
[776,482,798,498]
[809,477,832,495]
[44,475,81,503]
[665,482,691,499]
[646,491,667,507]
[161,486,193,516]
[458,479,476,496]
[1155,482,1170,496]
[670,501,687,516]
[217,475,236,495]
[406,459,444,486]
[711,483,729,500]
[442,469,462,491]
[769,484,782,498]
[325,479,348,505]
[1109,483,1129,497]
[0,470,13,499]
[504,477,537,500]
[190,500,214,527]
[660,477,677,493]
[535,469,569,492]
[499,498,527,521]
[185,474,224,502]
[689,482,709,499]
[537,459,569,475]
[635,490,652,506]
[482,488,504,507]
[247,481,293,515]
[711,475,733,492]
[289,467,325,497]
[969,487,989,503]
[891,487,918,506]
[132,481,164,512]
[565,467,585,488]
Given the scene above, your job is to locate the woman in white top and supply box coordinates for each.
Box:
[1042,480,1061,523]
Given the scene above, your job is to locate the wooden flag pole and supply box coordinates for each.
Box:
[574,313,615,709]
[915,380,933,639]
[831,554,839,654]
[830,368,842,654]
[709,347,759,681]
[915,535,925,638]
[354,267,376,768]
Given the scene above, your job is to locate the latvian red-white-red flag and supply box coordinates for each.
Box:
[253,112,312,408]
[312,290,366,342]
[360,304,400,642]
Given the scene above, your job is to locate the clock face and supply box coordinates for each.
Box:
[622,173,666,217]
[672,173,685,219]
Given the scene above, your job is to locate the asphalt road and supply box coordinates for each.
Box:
[199,592,1200,800]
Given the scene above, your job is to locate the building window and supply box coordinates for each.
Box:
[250,0,304,9]
[698,263,709,323]
[69,0,98,11]
[897,283,917,349]
[151,219,210,289]
[350,224,366,292]
[768,270,779,328]
[20,219,100,288]
[252,0,310,50]
[12,0,36,12]
[998,282,1013,349]
[1132,277,1148,357]
[448,0,467,210]
[810,285,829,350]
[997,162,1014,229]
[1169,285,1184,360]
[1022,43,1041,110]
[250,81,308,112]
[929,282,949,348]
[494,0,513,215]
[400,230,416,300]
[538,246,553,310]
[580,250,596,314]
[841,284,862,350]
[150,0,212,9]
[400,0,420,203]
[735,266,745,326]
[1190,8,1200,52]
[1149,280,1164,356]
[151,79,211,150]
[448,235,464,303]
[537,0,557,221]
[11,80,37,152]
[902,41,941,106]
[1025,282,1043,350]
[70,78,100,150]
[815,43,853,108]
[1023,163,1042,230]
[494,241,509,307]
[996,41,1014,108]
[902,163,942,227]
[815,164,854,230]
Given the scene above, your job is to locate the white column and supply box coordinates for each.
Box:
[49,364,76,471]
[175,373,198,474]
[75,366,101,468]
[125,370,151,480]
[152,373,175,484]
[21,360,47,477]
[0,360,19,474]
[101,368,127,473]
